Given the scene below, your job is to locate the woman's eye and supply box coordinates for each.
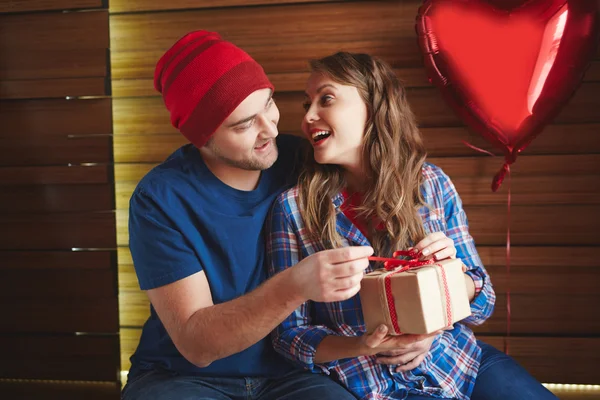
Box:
[320,95,333,106]
[302,102,311,111]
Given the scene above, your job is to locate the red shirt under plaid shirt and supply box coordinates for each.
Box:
[266,163,496,400]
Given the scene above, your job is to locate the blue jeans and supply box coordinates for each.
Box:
[123,341,558,400]
[405,340,558,400]
[121,368,356,400]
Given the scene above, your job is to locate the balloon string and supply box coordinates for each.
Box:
[462,140,512,355]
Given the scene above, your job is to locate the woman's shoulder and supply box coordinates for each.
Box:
[274,185,302,218]
[420,161,456,202]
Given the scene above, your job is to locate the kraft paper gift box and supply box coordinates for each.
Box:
[359,257,472,335]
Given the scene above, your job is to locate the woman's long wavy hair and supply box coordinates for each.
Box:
[297,52,427,257]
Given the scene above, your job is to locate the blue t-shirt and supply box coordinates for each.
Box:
[128,134,302,378]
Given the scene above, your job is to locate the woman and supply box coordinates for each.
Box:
[267,52,558,400]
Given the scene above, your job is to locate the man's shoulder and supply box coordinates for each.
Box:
[133,144,197,200]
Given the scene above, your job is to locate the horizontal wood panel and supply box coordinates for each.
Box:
[0,11,109,51]
[1,250,115,270]
[119,329,600,384]
[111,68,428,97]
[0,335,119,381]
[0,165,111,185]
[478,336,600,384]
[114,171,600,210]
[466,204,600,246]
[111,61,600,97]
[115,204,600,246]
[429,154,600,178]
[110,0,332,13]
[474,294,600,335]
[2,263,115,297]
[0,380,120,400]
[0,184,113,212]
[0,213,116,250]
[110,2,417,52]
[111,38,418,80]
[111,123,600,163]
[0,298,118,333]
[0,136,112,166]
[112,83,600,136]
[1,99,112,137]
[1,249,118,331]
[117,245,600,334]
[0,49,108,81]
[0,0,104,13]
[0,78,108,100]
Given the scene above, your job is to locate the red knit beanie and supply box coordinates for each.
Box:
[154,30,274,148]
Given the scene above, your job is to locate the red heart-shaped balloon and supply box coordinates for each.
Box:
[416,0,599,191]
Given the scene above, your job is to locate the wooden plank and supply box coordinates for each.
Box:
[0,335,119,381]
[114,163,154,183]
[0,298,118,333]
[1,250,115,270]
[110,0,332,13]
[0,11,109,51]
[111,123,600,164]
[428,154,600,178]
[477,337,600,384]
[0,166,111,186]
[119,290,149,328]
[113,154,600,184]
[113,61,597,97]
[120,327,142,373]
[1,250,119,331]
[111,67,430,97]
[0,136,112,167]
[113,134,188,163]
[111,37,420,80]
[474,293,600,335]
[0,99,112,137]
[465,204,600,246]
[0,78,108,100]
[0,49,108,81]
[110,2,418,53]
[422,124,600,157]
[114,171,600,210]
[0,213,116,250]
[111,84,600,136]
[116,204,600,247]
[0,0,103,13]
[0,380,120,400]
[0,184,113,212]
[117,246,600,334]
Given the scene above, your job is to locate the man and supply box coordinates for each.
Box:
[121,30,374,399]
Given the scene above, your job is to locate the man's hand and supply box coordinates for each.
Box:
[289,246,373,303]
[362,325,441,372]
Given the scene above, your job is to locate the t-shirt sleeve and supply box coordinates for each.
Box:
[128,187,203,290]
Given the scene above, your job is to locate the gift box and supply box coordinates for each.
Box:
[360,256,471,335]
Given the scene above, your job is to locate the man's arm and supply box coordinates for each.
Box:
[146,246,372,368]
[147,267,302,368]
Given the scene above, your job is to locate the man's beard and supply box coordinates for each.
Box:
[206,140,278,171]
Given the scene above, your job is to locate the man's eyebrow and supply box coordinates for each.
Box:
[227,94,274,128]
[304,84,336,97]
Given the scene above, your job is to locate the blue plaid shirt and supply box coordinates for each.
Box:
[266,163,496,400]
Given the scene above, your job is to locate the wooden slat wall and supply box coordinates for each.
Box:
[0,1,118,399]
[109,0,600,393]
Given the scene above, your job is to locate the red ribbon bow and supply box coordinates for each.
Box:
[368,249,436,271]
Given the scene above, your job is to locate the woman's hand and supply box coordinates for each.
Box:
[361,325,441,372]
[413,231,456,261]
